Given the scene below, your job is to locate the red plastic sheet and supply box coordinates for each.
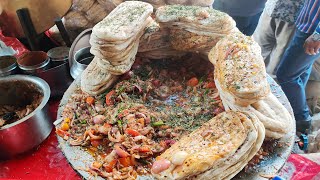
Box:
[0,101,80,180]
[0,30,29,58]
[279,154,320,179]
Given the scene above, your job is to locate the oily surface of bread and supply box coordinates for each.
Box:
[152,111,260,179]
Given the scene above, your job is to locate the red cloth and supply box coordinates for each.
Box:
[0,30,29,58]
[0,101,80,180]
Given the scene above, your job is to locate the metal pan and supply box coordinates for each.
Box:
[0,75,52,159]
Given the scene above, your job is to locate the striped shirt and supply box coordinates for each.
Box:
[296,0,320,34]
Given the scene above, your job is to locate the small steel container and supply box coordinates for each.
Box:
[69,28,93,79]
[0,75,52,159]
[17,51,50,74]
[47,46,70,62]
[70,47,94,79]
[0,56,18,77]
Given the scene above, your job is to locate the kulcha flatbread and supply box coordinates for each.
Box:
[209,32,270,107]
[88,1,154,76]
[81,58,119,95]
[218,112,265,180]
[156,5,234,30]
[169,29,222,52]
[209,32,291,139]
[138,19,187,59]
[166,0,214,7]
[216,78,292,139]
[152,111,265,180]
[250,93,292,139]
[195,112,265,180]
[95,46,138,75]
[215,72,291,139]
[155,5,236,53]
[92,1,153,41]
[138,20,171,52]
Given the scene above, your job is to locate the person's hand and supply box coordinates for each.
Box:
[304,33,320,55]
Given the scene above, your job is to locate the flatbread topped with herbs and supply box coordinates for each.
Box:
[151,111,265,180]
[209,32,270,106]
[92,1,153,41]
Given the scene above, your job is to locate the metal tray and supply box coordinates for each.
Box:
[57,75,295,180]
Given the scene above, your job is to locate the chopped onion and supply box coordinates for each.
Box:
[151,159,171,174]
[172,151,188,165]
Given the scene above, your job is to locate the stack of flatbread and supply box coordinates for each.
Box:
[155,5,237,53]
[134,0,166,8]
[209,32,292,139]
[166,0,214,7]
[81,1,153,94]
[209,32,270,107]
[81,58,119,95]
[89,1,153,75]
[138,20,187,59]
[152,111,265,179]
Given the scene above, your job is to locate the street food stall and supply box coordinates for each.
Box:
[0,1,319,180]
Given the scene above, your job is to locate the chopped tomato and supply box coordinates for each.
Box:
[205,82,216,89]
[114,144,130,158]
[92,161,102,169]
[119,157,133,167]
[60,122,70,131]
[130,156,136,166]
[137,118,145,126]
[225,46,235,59]
[104,159,117,172]
[213,107,224,115]
[105,90,115,106]
[126,128,140,137]
[159,140,167,148]
[152,79,161,87]
[86,96,95,105]
[187,77,199,87]
[56,129,70,138]
[91,139,102,147]
[103,123,112,128]
[139,146,151,153]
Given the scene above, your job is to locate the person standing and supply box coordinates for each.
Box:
[253,0,304,77]
[276,0,320,134]
[213,0,266,36]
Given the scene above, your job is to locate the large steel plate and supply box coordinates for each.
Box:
[57,75,295,180]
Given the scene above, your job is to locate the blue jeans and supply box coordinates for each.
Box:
[276,30,320,132]
[231,12,263,36]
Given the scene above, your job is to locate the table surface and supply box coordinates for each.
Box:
[0,100,81,180]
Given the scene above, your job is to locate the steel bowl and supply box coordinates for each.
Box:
[70,47,94,79]
[0,75,52,159]
[69,28,93,79]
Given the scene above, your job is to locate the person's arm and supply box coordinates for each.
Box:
[304,21,320,55]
